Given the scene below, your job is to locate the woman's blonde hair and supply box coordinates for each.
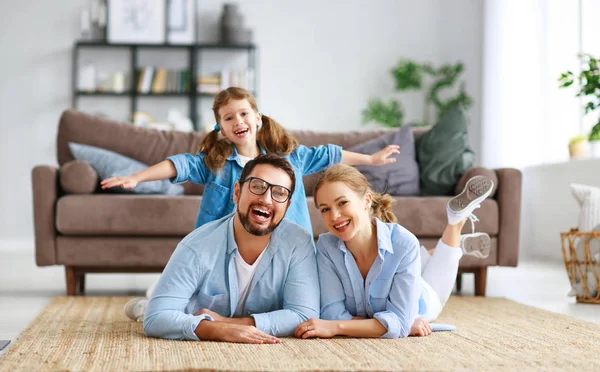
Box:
[313,164,398,223]
[198,87,299,173]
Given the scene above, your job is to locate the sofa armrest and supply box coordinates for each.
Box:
[32,165,58,266]
[495,168,522,267]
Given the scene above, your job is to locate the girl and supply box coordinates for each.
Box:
[295,165,493,339]
[102,87,398,321]
[101,87,398,235]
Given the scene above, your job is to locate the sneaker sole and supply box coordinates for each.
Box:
[124,297,146,322]
[463,233,491,258]
[448,176,494,214]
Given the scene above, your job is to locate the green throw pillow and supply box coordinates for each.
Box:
[415,105,474,196]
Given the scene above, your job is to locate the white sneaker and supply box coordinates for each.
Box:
[124,297,149,322]
[461,233,491,258]
[447,175,494,226]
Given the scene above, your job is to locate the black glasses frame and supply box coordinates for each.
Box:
[241,177,292,203]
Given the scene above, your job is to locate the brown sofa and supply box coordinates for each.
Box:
[32,110,522,296]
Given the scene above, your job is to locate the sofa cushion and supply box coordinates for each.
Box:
[59,160,98,194]
[56,195,200,235]
[348,124,419,195]
[307,196,498,238]
[69,143,184,195]
[416,105,475,196]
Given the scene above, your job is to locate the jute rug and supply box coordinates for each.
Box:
[1,296,599,372]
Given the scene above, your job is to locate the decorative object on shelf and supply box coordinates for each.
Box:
[132,111,153,127]
[362,59,473,128]
[167,0,196,44]
[568,135,589,159]
[107,0,166,44]
[80,9,92,40]
[90,0,108,41]
[167,108,194,132]
[78,64,97,91]
[219,3,252,44]
[132,109,192,132]
[559,54,600,158]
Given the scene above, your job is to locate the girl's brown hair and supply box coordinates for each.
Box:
[198,87,299,173]
[313,164,398,223]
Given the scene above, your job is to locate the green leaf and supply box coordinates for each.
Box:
[361,98,404,128]
[391,60,422,91]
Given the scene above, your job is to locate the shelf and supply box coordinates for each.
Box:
[76,91,192,97]
[75,41,256,50]
[138,92,192,97]
[76,91,131,96]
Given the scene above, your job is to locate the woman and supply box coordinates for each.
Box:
[295,165,493,338]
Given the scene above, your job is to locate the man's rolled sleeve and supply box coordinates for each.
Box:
[184,314,214,341]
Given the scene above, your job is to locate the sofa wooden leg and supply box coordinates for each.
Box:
[66,267,76,296]
[78,273,86,295]
[455,273,463,293]
[474,267,487,296]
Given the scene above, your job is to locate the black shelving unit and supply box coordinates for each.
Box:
[72,41,258,131]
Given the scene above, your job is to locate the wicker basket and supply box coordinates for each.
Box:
[561,229,600,304]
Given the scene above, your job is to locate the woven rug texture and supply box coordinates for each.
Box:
[1,296,599,371]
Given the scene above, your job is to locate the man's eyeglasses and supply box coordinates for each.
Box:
[241,177,292,203]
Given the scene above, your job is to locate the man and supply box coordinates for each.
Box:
[143,154,319,343]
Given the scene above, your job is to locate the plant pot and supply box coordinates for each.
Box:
[590,140,600,158]
[569,141,589,159]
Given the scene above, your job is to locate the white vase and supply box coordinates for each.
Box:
[590,141,600,158]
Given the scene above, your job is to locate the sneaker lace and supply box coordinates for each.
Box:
[468,214,479,234]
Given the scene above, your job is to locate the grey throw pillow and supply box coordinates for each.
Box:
[68,142,184,195]
[348,124,420,195]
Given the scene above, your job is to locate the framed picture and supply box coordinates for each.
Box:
[107,0,166,44]
[167,0,196,44]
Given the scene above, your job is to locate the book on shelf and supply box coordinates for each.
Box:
[136,66,191,94]
[196,68,254,94]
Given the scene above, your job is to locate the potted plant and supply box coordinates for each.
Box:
[568,135,589,159]
[589,124,600,157]
[558,54,600,157]
[362,59,473,128]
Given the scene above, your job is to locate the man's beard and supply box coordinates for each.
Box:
[237,203,283,236]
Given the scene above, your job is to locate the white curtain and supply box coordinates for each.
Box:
[481,0,582,169]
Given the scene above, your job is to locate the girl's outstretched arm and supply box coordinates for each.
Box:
[341,145,400,166]
[101,160,177,190]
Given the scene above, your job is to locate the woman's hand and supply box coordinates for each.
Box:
[409,318,432,337]
[295,318,339,339]
[101,175,139,190]
[369,145,400,166]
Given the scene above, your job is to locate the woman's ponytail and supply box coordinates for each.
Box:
[371,192,397,223]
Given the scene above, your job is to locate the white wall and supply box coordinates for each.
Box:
[0,0,483,240]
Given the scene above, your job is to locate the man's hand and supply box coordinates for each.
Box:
[369,145,400,166]
[295,318,339,339]
[409,318,432,337]
[196,321,281,344]
[194,308,226,322]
